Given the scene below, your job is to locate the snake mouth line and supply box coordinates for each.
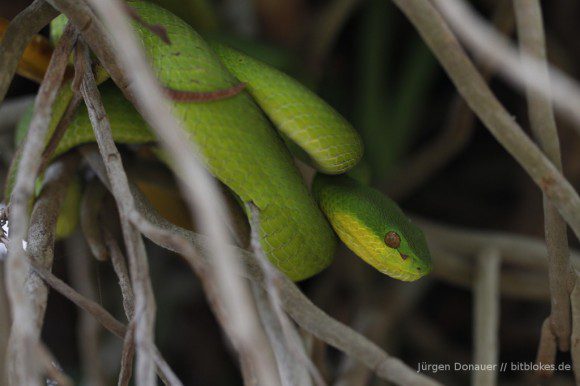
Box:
[379,264,425,282]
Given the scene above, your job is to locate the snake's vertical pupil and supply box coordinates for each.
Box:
[384,231,401,249]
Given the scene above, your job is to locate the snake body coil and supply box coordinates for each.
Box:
[13,1,432,281]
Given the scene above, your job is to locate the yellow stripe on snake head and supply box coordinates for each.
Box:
[327,211,429,282]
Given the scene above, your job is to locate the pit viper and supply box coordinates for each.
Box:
[6,1,432,282]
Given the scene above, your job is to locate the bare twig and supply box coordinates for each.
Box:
[77,41,157,386]
[0,262,9,386]
[105,224,179,386]
[252,285,313,386]
[247,202,322,386]
[47,0,127,89]
[37,343,73,386]
[333,281,431,386]
[27,255,126,338]
[118,323,136,386]
[25,252,181,386]
[535,318,557,378]
[5,23,76,386]
[26,153,78,336]
[433,0,580,137]
[472,248,501,386]
[104,224,138,385]
[390,0,580,242]
[430,243,549,301]
[416,217,580,271]
[104,230,135,320]
[570,277,580,383]
[0,0,58,104]
[66,233,105,386]
[514,0,574,354]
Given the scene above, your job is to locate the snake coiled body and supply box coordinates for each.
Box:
[13,1,432,282]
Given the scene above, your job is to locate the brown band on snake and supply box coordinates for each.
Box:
[163,83,246,102]
[123,3,171,44]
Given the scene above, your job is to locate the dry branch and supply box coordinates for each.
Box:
[77,41,157,386]
[417,218,580,271]
[247,203,321,386]
[433,0,580,138]
[4,23,76,386]
[333,281,431,386]
[25,252,182,386]
[535,319,557,378]
[514,0,574,355]
[26,154,78,330]
[571,277,580,383]
[66,233,105,386]
[390,0,580,243]
[472,248,501,386]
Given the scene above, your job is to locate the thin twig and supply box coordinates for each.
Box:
[333,281,431,386]
[26,252,182,385]
[105,224,177,386]
[77,40,158,386]
[247,202,323,386]
[5,23,76,386]
[472,248,501,386]
[514,0,574,354]
[535,318,557,378]
[118,323,136,386]
[252,285,313,386]
[28,255,126,338]
[0,0,58,104]
[390,0,580,242]
[66,232,105,386]
[47,0,128,89]
[104,230,135,321]
[416,217,580,271]
[26,153,79,331]
[0,261,9,385]
[430,243,549,301]
[433,0,580,137]
[570,277,580,383]
[37,343,73,386]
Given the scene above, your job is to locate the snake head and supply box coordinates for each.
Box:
[377,224,432,281]
[313,174,432,282]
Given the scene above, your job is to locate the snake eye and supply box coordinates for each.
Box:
[384,231,401,249]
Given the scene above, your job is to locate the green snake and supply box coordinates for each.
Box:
[8,1,432,282]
